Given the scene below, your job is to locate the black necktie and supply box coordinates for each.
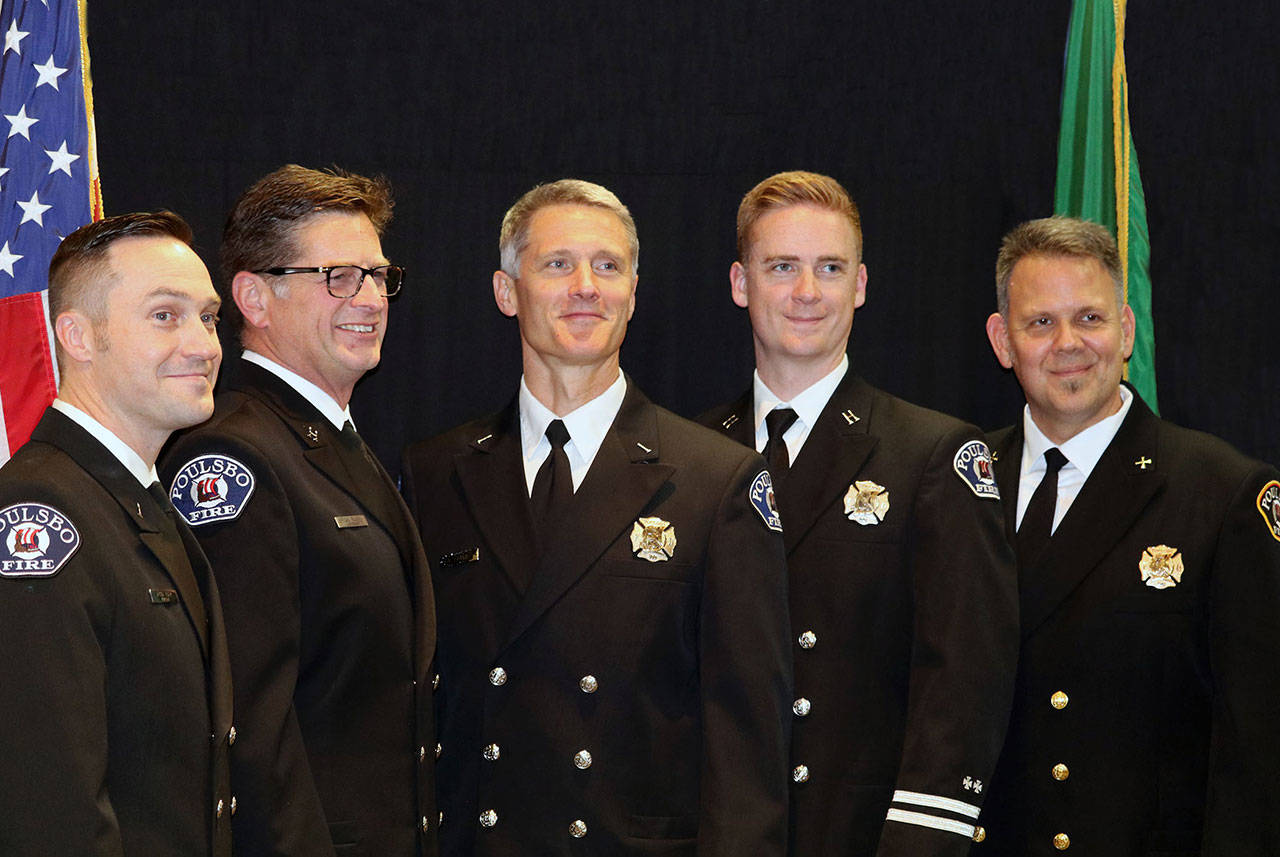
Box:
[1017,447,1068,567]
[764,408,799,477]
[339,420,362,453]
[147,481,175,516]
[531,420,572,525]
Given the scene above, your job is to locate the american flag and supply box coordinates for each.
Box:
[0,0,101,464]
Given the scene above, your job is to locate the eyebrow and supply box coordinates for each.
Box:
[760,254,850,264]
[145,287,221,307]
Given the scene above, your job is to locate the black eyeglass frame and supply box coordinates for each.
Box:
[254,265,405,298]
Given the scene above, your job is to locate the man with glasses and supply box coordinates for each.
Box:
[161,165,437,856]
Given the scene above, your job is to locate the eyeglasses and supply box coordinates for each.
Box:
[254,265,405,298]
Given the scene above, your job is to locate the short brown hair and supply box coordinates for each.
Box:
[498,179,638,276]
[221,165,393,338]
[995,216,1123,316]
[736,171,862,263]
[48,210,194,326]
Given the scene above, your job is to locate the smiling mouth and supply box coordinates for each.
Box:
[337,323,376,333]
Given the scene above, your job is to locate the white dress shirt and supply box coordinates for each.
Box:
[1016,385,1134,533]
[242,350,354,431]
[518,372,627,496]
[752,355,848,461]
[51,399,158,487]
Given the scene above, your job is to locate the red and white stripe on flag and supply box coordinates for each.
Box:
[0,0,103,463]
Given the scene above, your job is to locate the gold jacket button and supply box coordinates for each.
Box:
[215,799,225,819]
[792,764,810,783]
[793,698,811,717]
[230,796,237,816]
[418,745,426,762]
[579,674,598,693]
[972,826,986,843]
[573,749,593,770]
[569,819,588,838]
[798,630,817,649]
[479,809,498,828]
[1052,762,1070,781]
[228,726,237,745]
[436,742,442,758]
[489,667,507,686]
[1050,690,1069,710]
[432,673,440,690]
[483,743,500,761]
[1054,832,1070,850]
[421,815,430,832]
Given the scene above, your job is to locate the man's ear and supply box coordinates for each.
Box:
[493,270,518,318]
[730,261,749,309]
[54,310,95,364]
[986,312,1014,369]
[233,271,271,330]
[1121,303,1136,360]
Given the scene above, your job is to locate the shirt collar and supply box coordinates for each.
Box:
[752,355,848,443]
[51,399,158,488]
[242,350,353,431]
[519,371,627,468]
[1021,384,1133,480]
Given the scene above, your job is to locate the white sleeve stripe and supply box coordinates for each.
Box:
[890,790,982,819]
[885,808,976,838]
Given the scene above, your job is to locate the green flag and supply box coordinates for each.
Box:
[1054,0,1157,411]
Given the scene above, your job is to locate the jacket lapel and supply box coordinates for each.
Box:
[708,388,755,448]
[234,364,410,552]
[780,373,879,555]
[1017,395,1166,638]
[991,425,1021,542]
[453,404,540,595]
[36,410,211,658]
[499,382,674,653]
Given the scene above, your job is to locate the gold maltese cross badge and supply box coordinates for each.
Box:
[1139,545,1184,590]
[844,480,889,526]
[631,516,677,562]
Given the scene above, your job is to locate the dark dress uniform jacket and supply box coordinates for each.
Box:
[402,379,792,857]
[700,370,1019,857]
[0,409,233,856]
[982,390,1280,856]
[161,361,437,857]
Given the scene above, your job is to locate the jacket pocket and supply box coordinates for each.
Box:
[627,812,698,840]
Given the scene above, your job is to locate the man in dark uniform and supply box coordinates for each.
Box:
[402,179,792,856]
[161,166,437,856]
[981,216,1280,855]
[699,171,1019,856]
[0,212,233,855]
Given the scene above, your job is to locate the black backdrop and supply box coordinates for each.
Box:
[86,1,1279,472]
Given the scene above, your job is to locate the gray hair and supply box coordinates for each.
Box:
[498,179,638,277]
[995,215,1123,316]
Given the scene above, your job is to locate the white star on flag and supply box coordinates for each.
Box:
[0,241,23,277]
[5,105,38,140]
[3,21,28,55]
[33,56,68,90]
[17,191,52,226]
[45,141,80,176]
